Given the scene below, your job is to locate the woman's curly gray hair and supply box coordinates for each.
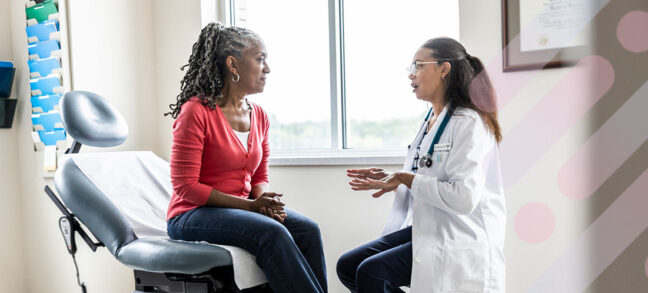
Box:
[165,22,262,118]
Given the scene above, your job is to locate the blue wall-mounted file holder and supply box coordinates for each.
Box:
[32,111,64,131]
[28,39,60,60]
[0,61,16,98]
[25,0,68,158]
[30,75,62,96]
[28,57,61,78]
[26,20,59,43]
[31,93,61,113]
[38,129,66,146]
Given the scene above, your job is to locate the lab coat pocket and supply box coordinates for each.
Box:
[432,150,449,164]
[434,143,452,152]
[411,244,445,292]
[432,143,451,164]
[441,240,488,293]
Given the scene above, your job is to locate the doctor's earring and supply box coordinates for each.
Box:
[232,73,240,83]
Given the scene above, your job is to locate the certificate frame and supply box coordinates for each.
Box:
[501,0,587,72]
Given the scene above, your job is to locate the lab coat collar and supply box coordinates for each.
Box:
[419,104,451,151]
[413,104,450,142]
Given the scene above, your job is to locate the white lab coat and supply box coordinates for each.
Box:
[383,105,506,293]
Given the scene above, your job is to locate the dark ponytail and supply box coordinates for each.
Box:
[422,38,502,143]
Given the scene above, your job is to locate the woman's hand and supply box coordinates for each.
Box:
[349,168,403,197]
[347,168,391,180]
[249,192,287,223]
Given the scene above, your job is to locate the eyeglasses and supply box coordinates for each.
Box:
[407,61,440,76]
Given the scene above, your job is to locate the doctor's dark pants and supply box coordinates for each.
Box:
[336,226,412,293]
[167,207,327,293]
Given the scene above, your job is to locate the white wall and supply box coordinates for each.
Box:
[268,165,396,292]
[0,0,25,291]
[154,0,203,160]
[68,0,158,153]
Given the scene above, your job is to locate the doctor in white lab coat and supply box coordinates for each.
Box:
[337,38,506,293]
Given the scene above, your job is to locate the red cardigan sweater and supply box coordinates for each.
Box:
[167,98,270,220]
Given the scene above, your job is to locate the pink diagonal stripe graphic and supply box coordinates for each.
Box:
[526,168,648,293]
[500,56,615,187]
[558,81,648,199]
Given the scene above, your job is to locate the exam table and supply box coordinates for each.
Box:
[45,90,268,293]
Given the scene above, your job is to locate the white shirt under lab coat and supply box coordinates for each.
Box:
[383,105,506,293]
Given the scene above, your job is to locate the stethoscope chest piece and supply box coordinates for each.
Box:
[419,154,433,168]
[416,106,455,169]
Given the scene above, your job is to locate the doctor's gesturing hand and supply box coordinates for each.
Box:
[347,169,415,198]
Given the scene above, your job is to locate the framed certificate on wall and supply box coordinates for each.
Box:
[501,0,591,72]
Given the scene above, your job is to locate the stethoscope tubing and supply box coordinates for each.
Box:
[417,105,455,168]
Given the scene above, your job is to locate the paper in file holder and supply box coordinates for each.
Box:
[32,110,64,131]
[30,75,63,96]
[25,0,57,8]
[26,20,59,44]
[28,40,60,60]
[31,93,62,113]
[28,57,61,78]
[25,0,59,26]
[32,129,66,151]
[39,129,66,145]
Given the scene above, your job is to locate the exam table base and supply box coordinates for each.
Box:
[133,268,232,293]
[132,268,271,293]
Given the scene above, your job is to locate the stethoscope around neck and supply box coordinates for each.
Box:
[417,105,456,169]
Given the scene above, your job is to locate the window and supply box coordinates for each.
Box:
[233,0,332,150]
[225,0,460,161]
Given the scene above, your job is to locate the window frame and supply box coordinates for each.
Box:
[213,0,417,165]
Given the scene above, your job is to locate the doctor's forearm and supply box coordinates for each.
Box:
[395,171,415,189]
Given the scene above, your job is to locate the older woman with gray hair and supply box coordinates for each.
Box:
[165,23,327,293]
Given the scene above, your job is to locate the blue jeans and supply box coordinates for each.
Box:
[167,207,327,293]
[336,227,412,293]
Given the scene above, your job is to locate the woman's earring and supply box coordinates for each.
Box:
[232,73,240,83]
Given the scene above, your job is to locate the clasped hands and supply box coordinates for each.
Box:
[249,192,287,223]
[347,168,405,197]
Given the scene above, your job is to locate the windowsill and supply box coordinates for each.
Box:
[269,149,406,166]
